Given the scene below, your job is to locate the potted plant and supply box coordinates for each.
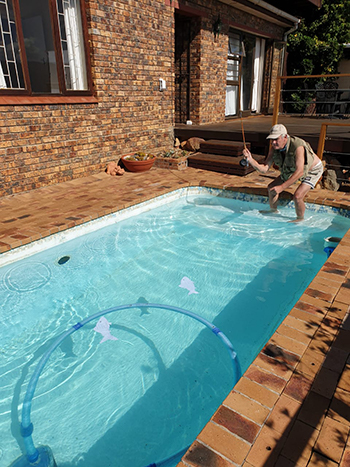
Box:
[121,152,156,172]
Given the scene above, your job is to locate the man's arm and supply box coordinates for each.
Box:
[242,147,273,174]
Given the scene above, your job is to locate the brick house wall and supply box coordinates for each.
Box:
[268,42,285,114]
[0,0,174,197]
[0,0,289,197]
[197,19,228,124]
[172,0,286,125]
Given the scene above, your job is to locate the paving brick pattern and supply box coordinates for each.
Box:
[0,166,349,467]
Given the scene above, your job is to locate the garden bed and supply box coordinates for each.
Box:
[154,149,190,171]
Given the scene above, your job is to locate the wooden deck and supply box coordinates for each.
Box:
[175,115,350,156]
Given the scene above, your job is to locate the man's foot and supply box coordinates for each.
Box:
[259,209,279,215]
[288,217,304,223]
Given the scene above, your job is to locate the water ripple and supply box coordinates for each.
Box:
[4,262,51,293]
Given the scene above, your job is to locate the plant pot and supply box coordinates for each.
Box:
[121,155,156,172]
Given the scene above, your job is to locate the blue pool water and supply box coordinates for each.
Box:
[1,188,350,467]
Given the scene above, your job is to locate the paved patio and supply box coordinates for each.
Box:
[1,166,350,467]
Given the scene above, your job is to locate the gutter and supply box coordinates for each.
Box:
[283,22,300,41]
[219,0,301,73]
[219,0,300,31]
[280,20,300,75]
[244,0,301,29]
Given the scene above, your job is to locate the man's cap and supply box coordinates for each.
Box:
[266,124,288,140]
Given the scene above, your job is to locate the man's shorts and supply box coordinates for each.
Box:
[301,161,324,189]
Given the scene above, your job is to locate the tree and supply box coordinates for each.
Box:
[282,0,350,114]
[286,0,350,76]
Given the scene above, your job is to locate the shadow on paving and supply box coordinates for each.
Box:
[257,311,350,467]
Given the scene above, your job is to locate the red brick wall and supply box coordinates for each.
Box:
[268,42,285,114]
[0,0,286,197]
[173,0,286,125]
[0,0,174,197]
[197,18,227,124]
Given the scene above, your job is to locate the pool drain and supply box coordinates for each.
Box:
[57,256,70,265]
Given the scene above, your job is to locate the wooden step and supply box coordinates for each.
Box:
[188,153,265,176]
[200,139,250,156]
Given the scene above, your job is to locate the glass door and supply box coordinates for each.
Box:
[241,35,255,112]
[226,31,265,116]
[225,32,241,117]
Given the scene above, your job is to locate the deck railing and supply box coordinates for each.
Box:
[272,73,350,125]
[272,74,350,191]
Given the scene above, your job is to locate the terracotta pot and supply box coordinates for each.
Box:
[121,155,156,172]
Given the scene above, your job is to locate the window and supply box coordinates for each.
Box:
[226,33,242,86]
[225,32,242,116]
[225,30,265,117]
[0,0,92,95]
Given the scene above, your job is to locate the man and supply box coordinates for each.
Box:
[242,124,323,222]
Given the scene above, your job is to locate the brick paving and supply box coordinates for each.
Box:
[0,166,350,467]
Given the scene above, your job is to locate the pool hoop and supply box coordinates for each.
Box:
[10,303,241,467]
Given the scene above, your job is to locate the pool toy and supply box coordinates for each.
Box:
[179,276,198,295]
[93,316,118,343]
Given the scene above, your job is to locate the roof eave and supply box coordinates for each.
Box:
[217,0,301,28]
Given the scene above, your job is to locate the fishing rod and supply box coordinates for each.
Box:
[241,114,247,150]
[239,111,249,167]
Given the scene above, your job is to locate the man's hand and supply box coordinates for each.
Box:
[270,184,284,196]
[242,148,252,163]
[242,148,271,174]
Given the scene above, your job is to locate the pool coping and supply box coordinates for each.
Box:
[1,171,350,467]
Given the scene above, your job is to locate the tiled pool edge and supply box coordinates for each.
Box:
[178,216,350,465]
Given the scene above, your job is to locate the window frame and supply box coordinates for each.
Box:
[226,32,242,87]
[0,0,93,97]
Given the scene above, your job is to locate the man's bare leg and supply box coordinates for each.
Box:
[290,183,312,222]
[260,176,283,214]
[268,189,279,211]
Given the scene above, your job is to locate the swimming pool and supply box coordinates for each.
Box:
[1,187,350,467]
